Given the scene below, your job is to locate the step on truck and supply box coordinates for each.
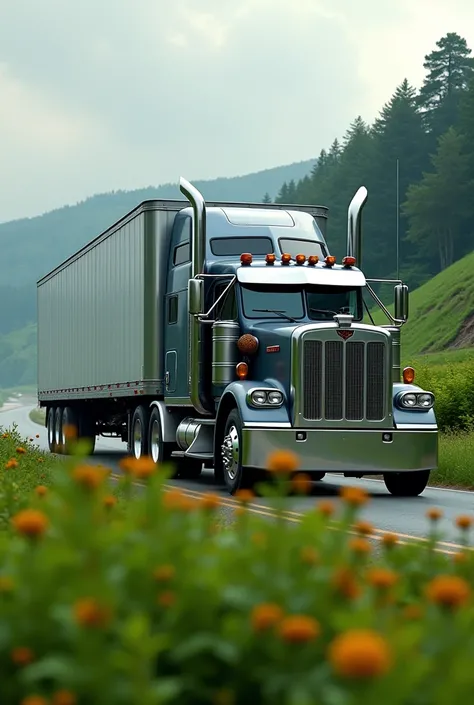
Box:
[37,178,438,496]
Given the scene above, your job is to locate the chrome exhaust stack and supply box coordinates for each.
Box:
[347,186,368,267]
[180,177,206,279]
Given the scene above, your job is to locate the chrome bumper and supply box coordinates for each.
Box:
[241,425,438,473]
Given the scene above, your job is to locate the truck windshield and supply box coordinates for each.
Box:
[279,239,326,259]
[240,284,362,321]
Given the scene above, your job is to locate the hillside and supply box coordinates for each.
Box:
[0,158,315,288]
[2,251,473,391]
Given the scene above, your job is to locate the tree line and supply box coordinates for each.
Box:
[267,32,474,292]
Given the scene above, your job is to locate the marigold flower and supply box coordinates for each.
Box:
[119,455,157,478]
[163,487,186,509]
[300,546,319,565]
[16,446,27,454]
[0,575,14,592]
[235,489,254,503]
[200,492,221,510]
[157,590,176,607]
[72,464,108,490]
[328,629,392,679]
[456,515,473,530]
[11,646,34,665]
[103,495,117,508]
[426,507,443,522]
[153,564,175,582]
[12,509,49,538]
[366,568,398,590]
[453,551,468,564]
[73,598,111,627]
[291,472,312,494]
[349,537,371,554]
[381,532,398,548]
[35,485,48,497]
[1,432,9,439]
[354,520,374,536]
[402,604,424,620]
[251,603,284,632]
[63,424,78,440]
[332,566,360,600]
[53,690,77,705]
[278,615,320,643]
[5,458,18,469]
[21,696,49,705]
[340,486,369,507]
[426,575,471,609]
[266,449,299,474]
[38,459,44,464]
[317,499,335,517]
[234,505,246,517]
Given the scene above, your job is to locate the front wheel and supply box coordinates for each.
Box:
[221,408,255,494]
[383,470,431,497]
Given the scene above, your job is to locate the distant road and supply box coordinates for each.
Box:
[1,401,473,551]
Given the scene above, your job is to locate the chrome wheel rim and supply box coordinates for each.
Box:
[221,425,239,481]
[55,413,62,448]
[133,419,142,458]
[48,410,54,446]
[150,419,160,463]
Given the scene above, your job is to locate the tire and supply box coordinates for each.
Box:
[47,407,56,453]
[76,409,96,455]
[221,408,255,495]
[383,470,431,497]
[54,407,64,454]
[61,406,78,455]
[131,405,149,459]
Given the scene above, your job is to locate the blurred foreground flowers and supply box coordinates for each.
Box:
[1,424,474,705]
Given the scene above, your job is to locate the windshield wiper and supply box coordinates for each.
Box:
[309,307,339,317]
[252,308,297,323]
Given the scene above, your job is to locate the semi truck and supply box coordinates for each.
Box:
[37,178,438,496]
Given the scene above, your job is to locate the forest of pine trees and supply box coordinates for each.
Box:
[270,32,474,292]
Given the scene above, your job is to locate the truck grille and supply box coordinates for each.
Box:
[303,339,386,421]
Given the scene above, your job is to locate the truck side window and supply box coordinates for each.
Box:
[214,283,237,320]
[168,296,178,324]
[173,242,190,266]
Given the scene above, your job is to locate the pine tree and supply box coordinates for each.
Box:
[275,182,289,203]
[262,192,272,203]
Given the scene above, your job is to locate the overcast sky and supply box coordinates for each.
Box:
[0,0,473,223]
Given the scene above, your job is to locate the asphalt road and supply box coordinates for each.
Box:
[1,401,473,553]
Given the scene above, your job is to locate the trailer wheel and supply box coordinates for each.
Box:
[47,407,56,453]
[383,470,430,497]
[221,408,255,495]
[61,406,78,454]
[54,407,64,454]
[131,405,149,459]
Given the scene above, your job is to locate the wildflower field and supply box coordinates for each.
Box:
[1,426,474,704]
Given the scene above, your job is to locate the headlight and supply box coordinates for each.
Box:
[248,389,284,407]
[397,391,434,410]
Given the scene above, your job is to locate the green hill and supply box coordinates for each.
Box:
[0,159,315,289]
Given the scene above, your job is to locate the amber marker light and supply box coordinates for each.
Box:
[240,253,252,266]
[281,253,292,265]
[237,334,259,355]
[307,255,319,266]
[265,253,276,265]
[342,256,356,267]
[325,255,336,267]
[295,254,306,265]
[236,362,249,379]
[403,366,415,384]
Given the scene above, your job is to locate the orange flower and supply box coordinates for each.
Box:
[456,515,473,530]
[317,500,335,517]
[300,546,319,565]
[72,464,108,490]
[0,575,14,592]
[11,646,34,665]
[12,509,49,538]
[381,532,398,548]
[157,590,176,607]
[266,449,299,474]
[21,697,49,705]
[163,488,186,509]
[251,603,284,632]
[5,458,18,469]
[1,432,9,439]
[332,566,360,600]
[153,564,175,582]
[278,615,320,643]
[52,690,77,705]
[63,424,77,441]
[16,447,27,454]
[402,604,424,620]
[103,495,117,508]
[354,520,374,536]
[366,568,398,590]
[426,575,471,609]
[35,485,48,497]
[328,629,392,679]
[235,489,254,504]
[73,598,111,627]
[234,506,246,517]
[291,472,312,494]
[119,455,157,478]
[426,507,443,522]
[38,459,44,464]
[200,492,221,510]
[453,551,468,565]
[349,537,371,555]
[340,486,369,507]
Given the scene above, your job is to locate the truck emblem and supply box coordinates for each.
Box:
[336,330,354,340]
[266,345,280,353]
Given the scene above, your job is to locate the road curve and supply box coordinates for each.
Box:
[1,401,473,550]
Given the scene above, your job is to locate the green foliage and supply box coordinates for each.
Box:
[0,324,37,389]
[415,359,474,433]
[2,431,474,704]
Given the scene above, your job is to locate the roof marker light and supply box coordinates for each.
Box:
[295,254,306,265]
[281,253,292,265]
[342,256,356,267]
[265,253,276,265]
[307,255,319,266]
[325,255,336,267]
[240,253,252,266]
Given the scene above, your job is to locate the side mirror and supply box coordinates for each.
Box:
[188,278,204,316]
[394,284,409,322]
